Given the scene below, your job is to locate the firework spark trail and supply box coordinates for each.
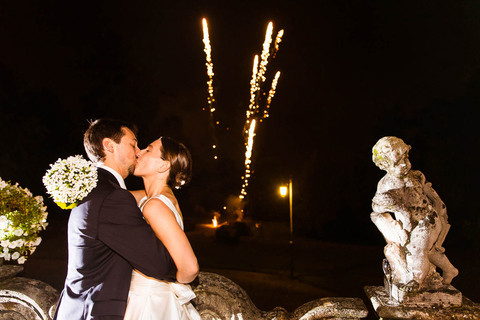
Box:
[240,119,256,198]
[246,55,259,130]
[202,18,218,160]
[273,29,284,57]
[246,23,273,126]
[240,22,284,199]
[265,71,281,117]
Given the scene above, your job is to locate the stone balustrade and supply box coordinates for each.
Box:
[193,271,368,319]
[0,268,368,320]
[0,265,59,320]
[3,266,480,319]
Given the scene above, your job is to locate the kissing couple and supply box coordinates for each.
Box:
[53,118,201,320]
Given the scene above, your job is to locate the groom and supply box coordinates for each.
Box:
[53,119,176,320]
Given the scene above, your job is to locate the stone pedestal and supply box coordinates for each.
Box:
[365,285,480,319]
[391,282,462,308]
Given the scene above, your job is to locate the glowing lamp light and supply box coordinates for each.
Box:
[280,186,288,197]
[212,216,218,228]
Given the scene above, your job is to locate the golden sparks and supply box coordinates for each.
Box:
[199,19,284,200]
[202,18,218,160]
[240,119,257,199]
[240,22,283,200]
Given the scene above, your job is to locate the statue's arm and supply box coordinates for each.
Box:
[370,210,408,246]
[423,179,448,220]
[371,186,408,246]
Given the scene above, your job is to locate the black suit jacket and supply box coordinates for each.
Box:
[53,168,176,319]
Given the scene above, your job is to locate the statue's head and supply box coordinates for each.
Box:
[372,136,412,177]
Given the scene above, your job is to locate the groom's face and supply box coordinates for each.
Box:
[112,128,140,178]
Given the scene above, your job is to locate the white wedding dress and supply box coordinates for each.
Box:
[124,195,201,320]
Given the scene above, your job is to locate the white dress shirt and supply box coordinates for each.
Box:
[96,161,127,190]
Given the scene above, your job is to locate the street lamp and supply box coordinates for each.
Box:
[279,178,293,278]
[279,186,288,197]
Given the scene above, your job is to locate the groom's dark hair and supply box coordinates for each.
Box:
[84,118,138,162]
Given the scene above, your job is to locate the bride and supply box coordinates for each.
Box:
[125,137,201,320]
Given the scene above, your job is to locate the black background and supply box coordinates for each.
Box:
[1,1,480,250]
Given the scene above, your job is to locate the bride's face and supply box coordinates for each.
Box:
[134,139,166,177]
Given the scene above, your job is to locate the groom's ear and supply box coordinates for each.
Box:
[102,138,115,154]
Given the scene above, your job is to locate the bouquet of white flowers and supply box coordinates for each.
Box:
[43,155,98,209]
[0,178,48,264]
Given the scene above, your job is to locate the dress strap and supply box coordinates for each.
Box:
[139,194,184,230]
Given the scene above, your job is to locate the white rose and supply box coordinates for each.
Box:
[17,256,26,264]
[29,246,36,254]
[11,252,20,260]
[4,253,10,261]
[7,241,16,249]
[14,229,23,236]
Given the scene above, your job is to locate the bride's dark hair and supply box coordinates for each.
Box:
[159,137,192,189]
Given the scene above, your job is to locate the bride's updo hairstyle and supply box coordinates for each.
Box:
[159,137,192,189]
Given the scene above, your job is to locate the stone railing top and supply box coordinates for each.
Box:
[0,265,24,282]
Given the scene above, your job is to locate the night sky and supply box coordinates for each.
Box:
[1,1,480,249]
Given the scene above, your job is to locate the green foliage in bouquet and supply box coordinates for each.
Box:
[0,178,48,264]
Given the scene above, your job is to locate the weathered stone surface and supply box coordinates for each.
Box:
[365,285,480,319]
[0,265,23,281]
[0,268,368,319]
[371,136,459,305]
[193,271,264,319]
[0,276,59,320]
[193,272,369,319]
[289,297,368,320]
[391,281,462,308]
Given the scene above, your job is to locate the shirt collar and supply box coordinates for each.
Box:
[96,161,127,190]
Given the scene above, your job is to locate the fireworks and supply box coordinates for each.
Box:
[199,19,284,200]
[202,18,218,160]
[240,119,257,199]
[240,22,284,199]
[265,71,281,115]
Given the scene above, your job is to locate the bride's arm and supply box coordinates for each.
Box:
[129,190,147,206]
[142,199,199,284]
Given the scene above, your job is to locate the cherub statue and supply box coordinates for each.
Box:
[371,136,458,294]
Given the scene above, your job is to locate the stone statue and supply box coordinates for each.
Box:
[370,136,458,297]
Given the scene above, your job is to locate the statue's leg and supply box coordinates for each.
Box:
[426,215,459,284]
[384,242,408,284]
[406,222,433,286]
[428,249,459,284]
